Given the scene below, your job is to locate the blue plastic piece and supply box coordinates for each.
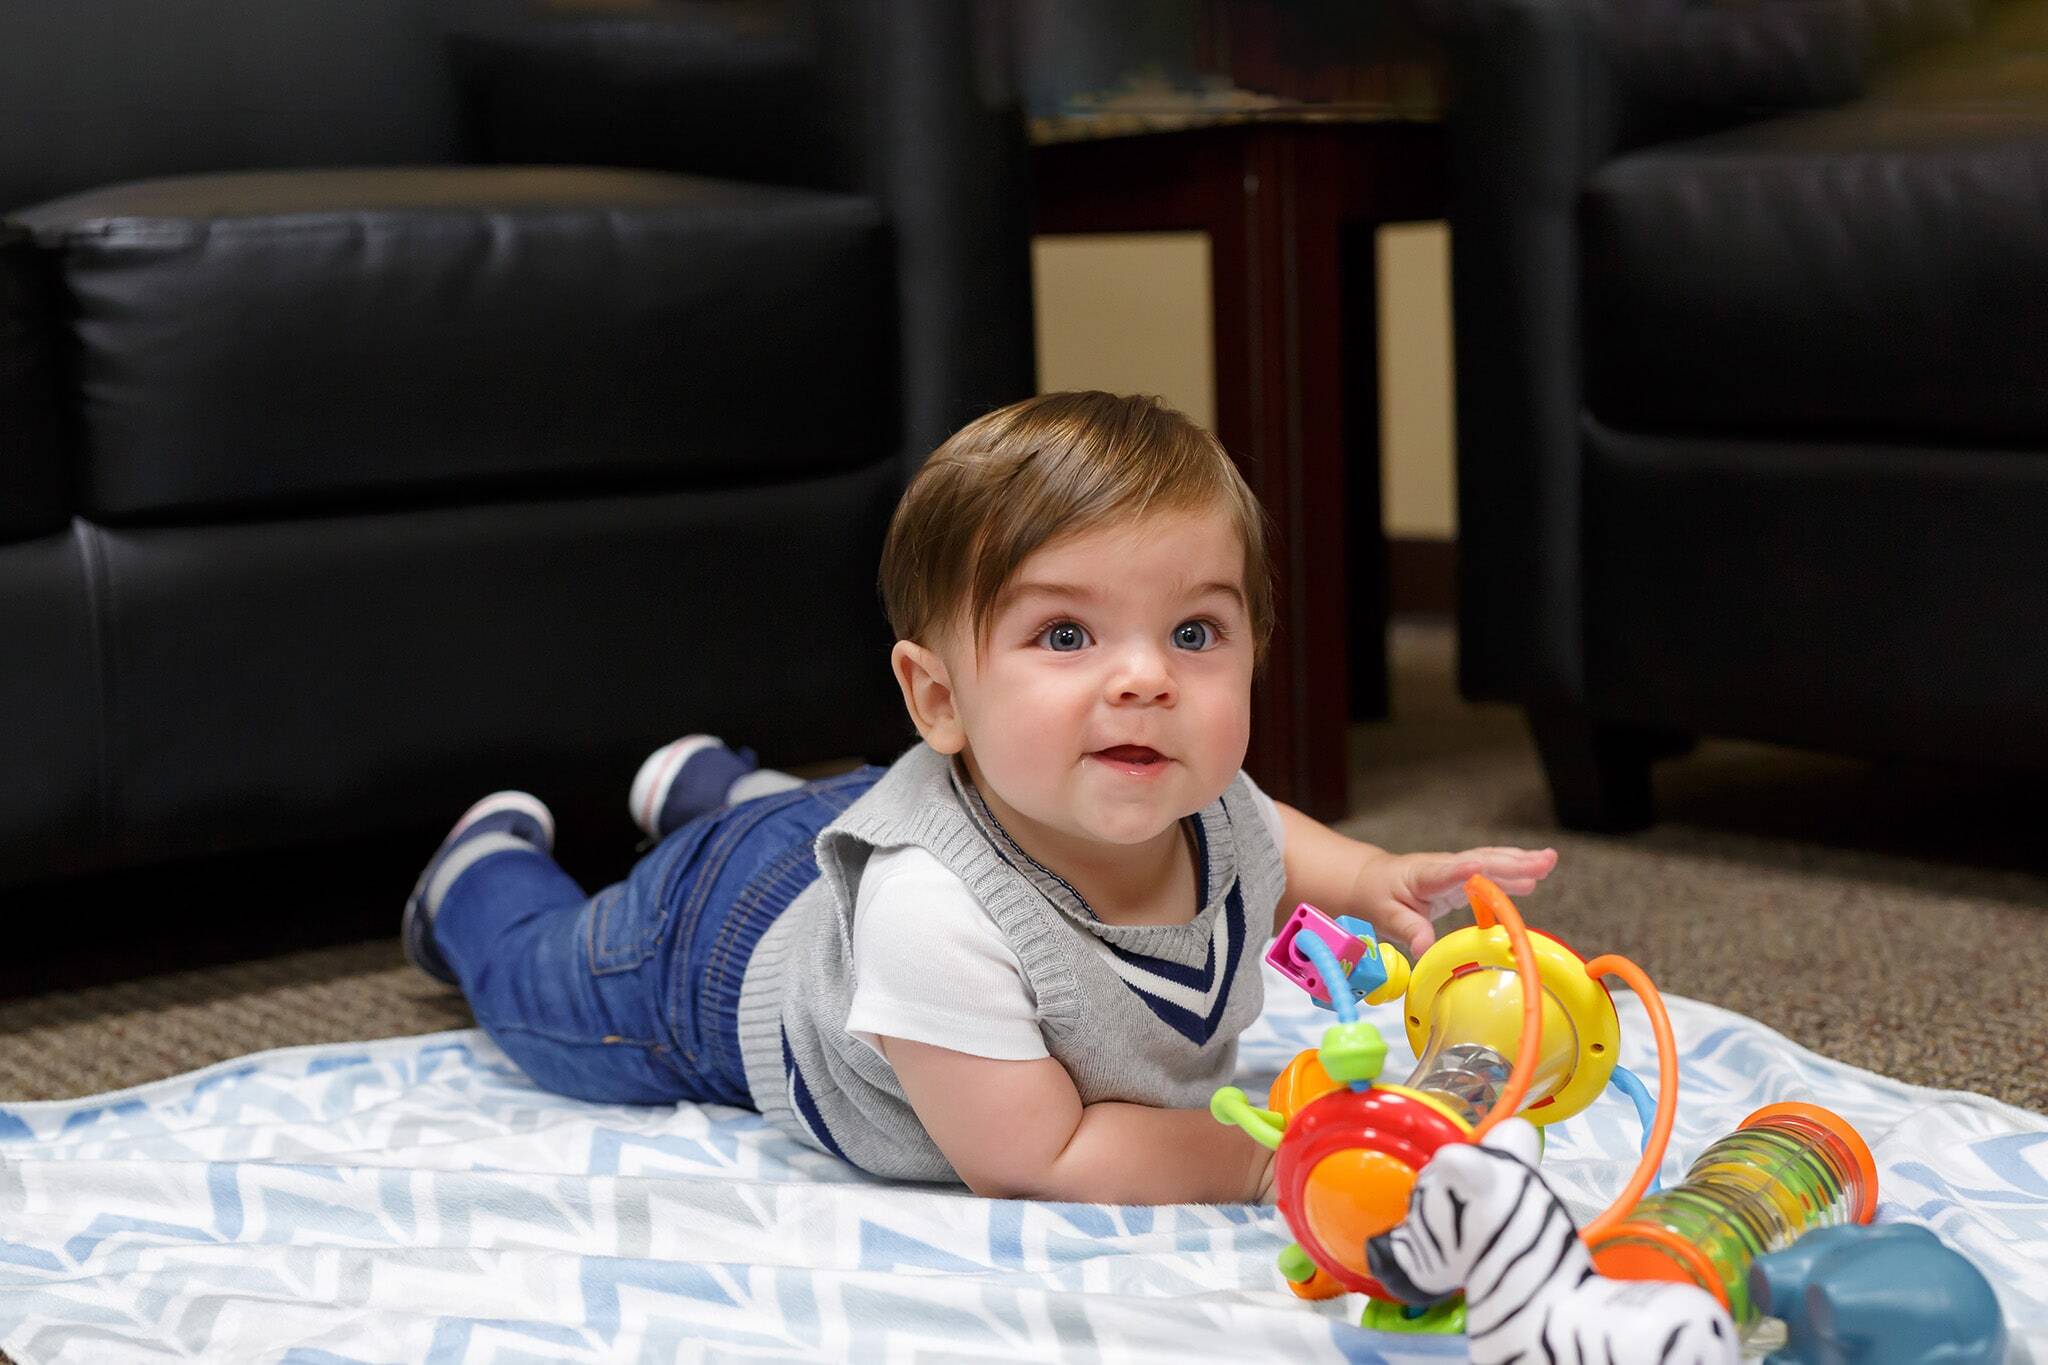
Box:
[1333,916,1390,1001]
[1296,933,1375,1094]
[1753,1223,2006,1365]
[1606,1065,1661,1192]
[1296,933,1358,1026]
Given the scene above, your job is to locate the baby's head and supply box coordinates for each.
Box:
[879,391,1273,854]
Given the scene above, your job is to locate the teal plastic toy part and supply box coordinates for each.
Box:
[1753,1223,2006,1365]
[1360,1296,1465,1334]
[1607,1065,1661,1192]
[1297,933,1361,1026]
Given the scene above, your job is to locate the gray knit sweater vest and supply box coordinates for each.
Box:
[734,743,1286,1181]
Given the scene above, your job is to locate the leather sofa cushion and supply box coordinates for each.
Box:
[17,166,898,520]
[1583,418,2048,769]
[83,461,910,872]
[1582,96,2048,445]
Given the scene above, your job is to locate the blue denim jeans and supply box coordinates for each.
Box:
[431,766,886,1106]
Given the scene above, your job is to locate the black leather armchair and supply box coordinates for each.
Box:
[1426,0,2048,829]
[0,0,1034,887]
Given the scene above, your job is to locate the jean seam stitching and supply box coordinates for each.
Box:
[476,1016,664,1049]
[589,829,697,975]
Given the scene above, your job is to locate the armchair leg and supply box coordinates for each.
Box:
[1525,710,1684,832]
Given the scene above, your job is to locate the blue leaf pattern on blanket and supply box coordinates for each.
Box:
[0,966,2041,1363]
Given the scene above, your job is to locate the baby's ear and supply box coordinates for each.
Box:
[1477,1118,1541,1168]
[890,639,965,754]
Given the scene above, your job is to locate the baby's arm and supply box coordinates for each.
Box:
[881,1036,1271,1204]
[1270,802,1559,956]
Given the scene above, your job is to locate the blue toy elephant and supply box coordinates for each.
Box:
[1751,1223,2006,1365]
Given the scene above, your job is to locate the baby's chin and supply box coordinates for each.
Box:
[1071,815,1185,848]
[1063,792,1215,847]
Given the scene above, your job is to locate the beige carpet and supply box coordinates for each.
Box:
[3,621,2043,1113]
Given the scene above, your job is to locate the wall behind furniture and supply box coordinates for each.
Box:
[1032,221,1455,539]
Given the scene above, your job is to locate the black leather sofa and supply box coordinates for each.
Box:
[0,0,1033,888]
[1425,0,2048,829]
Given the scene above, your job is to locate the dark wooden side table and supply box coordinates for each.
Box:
[1032,119,1445,821]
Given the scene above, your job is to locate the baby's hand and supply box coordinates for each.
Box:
[1350,846,1559,957]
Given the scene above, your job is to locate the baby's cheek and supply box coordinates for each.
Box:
[1205,700,1253,774]
[984,730,1060,801]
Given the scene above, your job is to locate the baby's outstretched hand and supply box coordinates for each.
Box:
[1351,846,1559,957]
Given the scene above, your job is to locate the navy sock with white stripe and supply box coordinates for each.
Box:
[402,791,554,985]
[629,735,802,839]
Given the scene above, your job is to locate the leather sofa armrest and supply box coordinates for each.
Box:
[1599,2,1870,119]
[0,225,69,543]
[1402,0,1616,706]
[822,0,1035,460]
[1413,0,1891,708]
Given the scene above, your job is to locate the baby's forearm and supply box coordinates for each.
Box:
[1274,800,1381,923]
[1029,1100,1269,1205]
[880,1037,1272,1205]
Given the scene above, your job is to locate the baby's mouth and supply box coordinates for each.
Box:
[1091,745,1168,770]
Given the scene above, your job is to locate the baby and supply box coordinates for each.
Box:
[402,391,1557,1204]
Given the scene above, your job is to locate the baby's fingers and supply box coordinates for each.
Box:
[1463,847,1558,885]
[1382,903,1436,958]
[1407,861,1483,925]
[1410,858,1484,902]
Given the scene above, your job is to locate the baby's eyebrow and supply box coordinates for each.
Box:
[1000,580,1246,611]
[1004,581,1096,604]
[1187,581,1248,610]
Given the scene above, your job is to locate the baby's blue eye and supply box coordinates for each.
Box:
[1173,620,1218,651]
[1038,621,1091,652]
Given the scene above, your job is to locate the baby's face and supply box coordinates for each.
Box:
[942,504,1255,851]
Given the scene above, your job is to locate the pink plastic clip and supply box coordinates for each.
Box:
[1266,902,1367,1005]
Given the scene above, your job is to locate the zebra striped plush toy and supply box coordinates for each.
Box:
[1364,1119,1739,1364]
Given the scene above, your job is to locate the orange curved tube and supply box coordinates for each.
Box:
[1576,954,1679,1246]
[1464,876,1543,1143]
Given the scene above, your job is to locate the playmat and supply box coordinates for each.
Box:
[0,965,2042,1363]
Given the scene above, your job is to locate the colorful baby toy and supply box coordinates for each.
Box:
[1751,1223,2007,1365]
[1215,877,2007,1358]
[1366,1119,1739,1364]
[1211,876,1678,1308]
[1587,1102,1879,1323]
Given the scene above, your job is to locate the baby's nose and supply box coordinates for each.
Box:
[1107,649,1175,703]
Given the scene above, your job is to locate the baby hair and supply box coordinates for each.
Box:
[878,391,1274,662]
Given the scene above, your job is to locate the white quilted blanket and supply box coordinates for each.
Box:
[1,964,2042,1363]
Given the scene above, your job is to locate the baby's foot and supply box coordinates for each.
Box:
[402,791,554,984]
[628,736,761,840]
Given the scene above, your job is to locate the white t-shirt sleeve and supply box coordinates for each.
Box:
[1241,772,1288,856]
[846,845,1048,1062]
